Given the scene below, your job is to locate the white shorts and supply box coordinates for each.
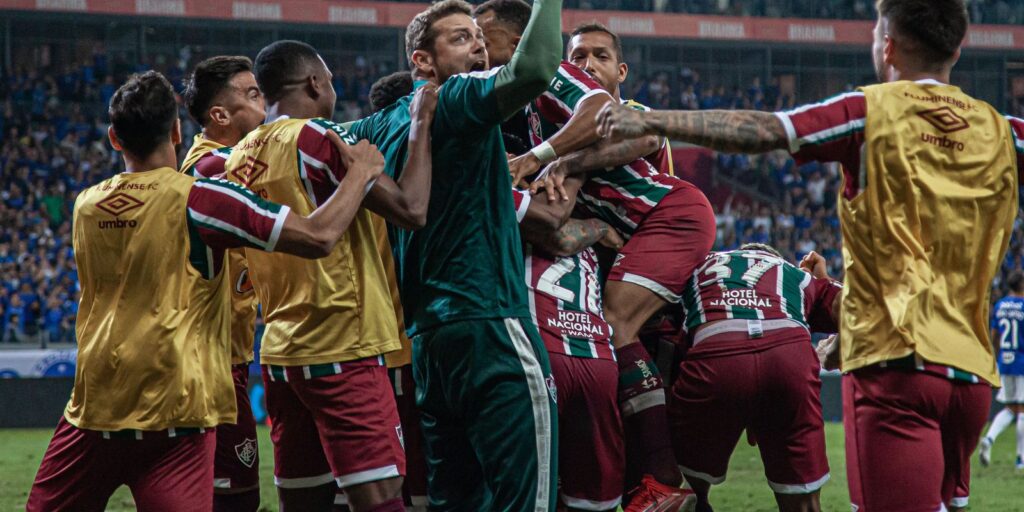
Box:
[997,375,1024,405]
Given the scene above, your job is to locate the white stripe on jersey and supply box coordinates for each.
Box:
[797,118,865,149]
[577,191,639,232]
[783,91,864,116]
[589,177,659,208]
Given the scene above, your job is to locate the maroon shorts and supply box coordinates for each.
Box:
[608,183,715,303]
[550,352,625,510]
[214,363,259,492]
[669,333,829,494]
[843,367,991,511]
[28,417,215,512]
[261,356,405,490]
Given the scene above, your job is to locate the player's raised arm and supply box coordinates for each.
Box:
[512,186,621,257]
[490,0,562,119]
[363,83,439,229]
[597,103,790,154]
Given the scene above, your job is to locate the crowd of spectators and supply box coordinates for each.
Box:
[1,44,1022,344]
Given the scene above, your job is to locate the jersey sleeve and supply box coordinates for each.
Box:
[804,276,842,333]
[437,70,504,135]
[186,178,291,252]
[533,62,610,126]
[775,92,866,165]
[295,118,362,203]
[189,148,232,179]
[511,187,532,224]
[1005,115,1024,176]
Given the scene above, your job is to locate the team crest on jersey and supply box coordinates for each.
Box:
[1004,352,1016,365]
[235,438,258,468]
[528,111,542,140]
[545,374,558,404]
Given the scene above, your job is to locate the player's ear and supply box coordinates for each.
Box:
[306,73,321,100]
[208,105,230,127]
[618,62,629,84]
[883,34,897,68]
[171,118,182,146]
[411,49,434,78]
[107,126,123,152]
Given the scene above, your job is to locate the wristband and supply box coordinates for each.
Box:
[529,141,558,165]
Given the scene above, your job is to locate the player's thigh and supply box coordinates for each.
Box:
[752,343,829,495]
[603,280,671,345]
[940,382,992,509]
[300,361,405,491]
[214,364,260,492]
[843,369,948,512]
[261,366,334,487]
[462,318,558,512]
[554,355,624,510]
[669,354,752,485]
[130,431,216,512]
[27,417,122,512]
[998,374,1024,407]
[411,325,488,511]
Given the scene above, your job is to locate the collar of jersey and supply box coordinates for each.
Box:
[413,79,430,90]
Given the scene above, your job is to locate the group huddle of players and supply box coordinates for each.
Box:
[21,0,1024,511]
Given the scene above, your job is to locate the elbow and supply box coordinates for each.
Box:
[304,237,334,259]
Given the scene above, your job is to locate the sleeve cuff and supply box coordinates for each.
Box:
[773,111,800,154]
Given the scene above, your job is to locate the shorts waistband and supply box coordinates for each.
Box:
[692,318,805,347]
[263,355,386,382]
[91,426,210,440]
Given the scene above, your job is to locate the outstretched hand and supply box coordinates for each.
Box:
[329,131,384,185]
[528,161,571,203]
[509,153,543,184]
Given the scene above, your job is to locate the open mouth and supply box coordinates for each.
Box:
[471,60,487,72]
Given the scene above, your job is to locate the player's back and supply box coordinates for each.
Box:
[67,168,234,430]
[994,296,1024,376]
[840,80,1018,383]
[225,117,400,366]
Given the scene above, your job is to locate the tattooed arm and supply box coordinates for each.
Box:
[522,217,622,257]
[527,135,660,202]
[596,102,789,154]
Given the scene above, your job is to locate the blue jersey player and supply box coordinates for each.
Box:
[980,271,1024,469]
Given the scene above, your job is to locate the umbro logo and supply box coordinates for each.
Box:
[916,106,970,133]
[229,156,269,187]
[96,192,144,216]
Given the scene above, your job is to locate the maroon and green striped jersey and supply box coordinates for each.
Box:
[513,188,615,360]
[682,249,841,339]
[525,61,683,237]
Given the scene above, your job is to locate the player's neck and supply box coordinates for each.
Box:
[268,96,323,121]
[122,143,177,174]
[201,128,238,148]
[889,66,950,85]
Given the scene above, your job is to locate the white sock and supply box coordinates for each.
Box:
[985,408,1015,442]
[1017,413,1024,460]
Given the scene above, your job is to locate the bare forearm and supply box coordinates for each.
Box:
[534,218,609,257]
[546,95,611,157]
[644,109,788,154]
[395,117,432,221]
[559,136,659,176]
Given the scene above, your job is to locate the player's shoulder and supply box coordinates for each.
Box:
[304,118,357,143]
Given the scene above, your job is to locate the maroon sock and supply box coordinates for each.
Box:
[616,341,682,489]
[213,489,260,512]
[364,497,406,512]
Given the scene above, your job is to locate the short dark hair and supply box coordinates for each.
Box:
[405,0,473,67]
[876,0,968,63]
[740,243,782,258]
[182,56,253,127]
[473,0,531,35]
[254,40,321,103]
[108,71,178,159]
[369,72,414,113]
[1009,271,1024,294]
[570,22,624,63]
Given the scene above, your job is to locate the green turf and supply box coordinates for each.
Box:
[2,422,1023,511]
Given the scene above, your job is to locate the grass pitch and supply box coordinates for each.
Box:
[2,422,1023,511]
